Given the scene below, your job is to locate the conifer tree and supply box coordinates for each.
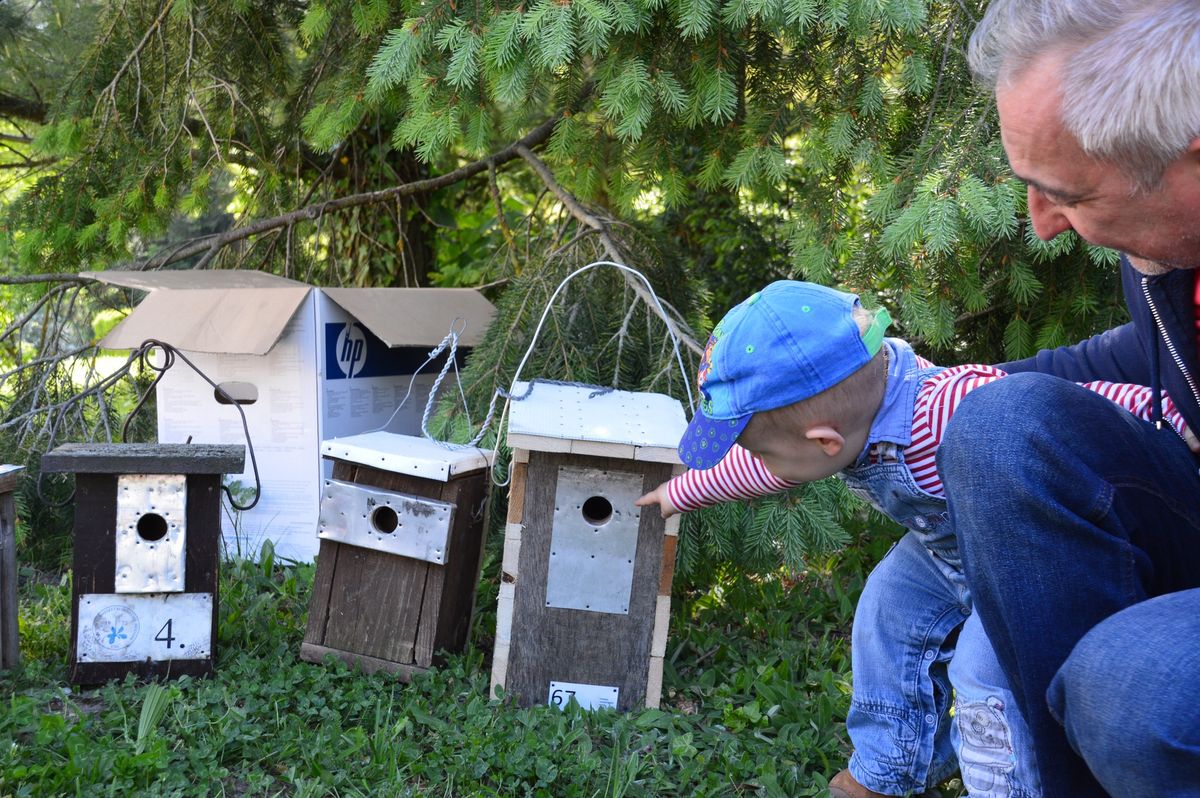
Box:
[0,0,1126,580]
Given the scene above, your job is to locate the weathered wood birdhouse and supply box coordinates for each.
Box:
[40,443,245,684]
[491,382,687,711]
[0,464,23,671]
[301,432,492,679]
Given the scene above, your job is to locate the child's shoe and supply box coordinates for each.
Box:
[827,769,941,798]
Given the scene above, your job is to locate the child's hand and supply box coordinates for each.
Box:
[635,483,678,519]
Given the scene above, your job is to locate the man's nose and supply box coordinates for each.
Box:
[1027,185,1073,240]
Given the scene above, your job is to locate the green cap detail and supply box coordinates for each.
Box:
[860,306,892,356]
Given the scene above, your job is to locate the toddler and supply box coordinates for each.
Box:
[637,281,1190,798]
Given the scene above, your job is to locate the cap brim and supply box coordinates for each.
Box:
[678,409,751,470]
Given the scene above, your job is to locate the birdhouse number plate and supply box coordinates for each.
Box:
[76,593,212,662]
[318,479,454,564]
[546,467,643,615]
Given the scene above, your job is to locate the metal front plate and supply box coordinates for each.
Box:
[76,592,213,662]
[317,479,454,563]
[114,474,187,593]
[546,466,643,614]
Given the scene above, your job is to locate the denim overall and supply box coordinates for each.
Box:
[837,341,1041,798]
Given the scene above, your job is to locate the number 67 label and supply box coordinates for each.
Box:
[77,593,213,662]
[547,681,618,711]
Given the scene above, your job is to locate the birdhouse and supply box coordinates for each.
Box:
[301,432,493,679]
[0,464,23,671]
[40,443,245,684]
[491,382,687,711]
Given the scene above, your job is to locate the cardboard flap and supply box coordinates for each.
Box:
[87,269,307,291]
[100,286,312,355]
[321,288,495,348]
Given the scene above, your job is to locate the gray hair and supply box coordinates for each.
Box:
[968,0,1200,191]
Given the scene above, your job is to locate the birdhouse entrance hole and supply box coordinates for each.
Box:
[371,505,399,534]
[137,513,169,542]
[581,496,613,526]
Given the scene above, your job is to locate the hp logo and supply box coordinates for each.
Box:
[335,323,367,378]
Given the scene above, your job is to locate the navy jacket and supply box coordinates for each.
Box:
[1001,257,1200,435]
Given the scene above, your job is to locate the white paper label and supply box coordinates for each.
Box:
[547,681,619,711]
[76,593,213,662]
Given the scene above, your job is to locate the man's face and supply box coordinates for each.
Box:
[996,51,1200,273]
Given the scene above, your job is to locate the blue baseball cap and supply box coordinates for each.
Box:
[678,281,891,469]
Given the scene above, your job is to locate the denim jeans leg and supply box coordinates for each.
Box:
[949,612,1041,798]
[1048,589,1200,798]
[937,373,1200,797]
[848,531,966,794]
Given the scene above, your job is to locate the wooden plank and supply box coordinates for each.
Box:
[321,545,427,665]
[663,514,681,537]
[506,433,572,454]
[489,641,510,699]
[427,471,489,663]
[0,464,23,495]
[651,595,671,658]
[501,530,522,580]
[299,643,428,681]
[0,485,19,670]
[634,446,683,465]
[645,656,664,710]
[511,448,530,464]
[504,452,673,711]
[659,535,678,594]
[494,582,516,644]
[571,440,636,459]
[506,464,527,524]
[657,532,676,595]
[42,443,245,475]
[303,539,342,645]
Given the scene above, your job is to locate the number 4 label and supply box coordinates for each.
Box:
[155,619,176,648]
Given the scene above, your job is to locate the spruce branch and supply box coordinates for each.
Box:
[108,115,564,273]
[514,143,703,356]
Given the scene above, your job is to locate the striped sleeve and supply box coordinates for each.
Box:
[1079,380,1191,438]
[905,364,1009,496]
[665,444,798,512]
[905,367,1193,497]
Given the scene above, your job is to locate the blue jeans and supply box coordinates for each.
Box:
[1049,590,1200,798]
[848,532,1041,797]
[938,373,1200,797]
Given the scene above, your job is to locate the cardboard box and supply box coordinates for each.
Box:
[94,270,495,562]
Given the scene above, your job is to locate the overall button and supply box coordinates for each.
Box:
[913,517,928,529]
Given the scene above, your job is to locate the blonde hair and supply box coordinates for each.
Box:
[739,305,887,445]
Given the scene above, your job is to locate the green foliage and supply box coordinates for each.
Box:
[3,537,967,796]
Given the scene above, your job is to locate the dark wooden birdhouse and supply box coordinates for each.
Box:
[0,464,23,671]
[40,443,245,684]
[490,382,687,711]
[301,432,492,679]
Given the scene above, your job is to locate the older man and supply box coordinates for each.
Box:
[938,1,1200,796]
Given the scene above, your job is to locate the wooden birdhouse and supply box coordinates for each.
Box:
[491,382,687,711]
[39,443,245,684]
[301,432,492,679]
[0,464,23,671]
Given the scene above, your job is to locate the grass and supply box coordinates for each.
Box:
[1,534,965,797]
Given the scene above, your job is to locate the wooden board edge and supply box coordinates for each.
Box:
[300,643,428,682]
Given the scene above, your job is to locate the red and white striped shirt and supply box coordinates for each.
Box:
[666,363,1190,512]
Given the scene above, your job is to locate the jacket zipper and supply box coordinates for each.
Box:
[1140,275,1200,427]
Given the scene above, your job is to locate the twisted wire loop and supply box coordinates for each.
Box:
[406,261,694,488]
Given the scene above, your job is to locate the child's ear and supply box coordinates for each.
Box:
[804,425,845,457]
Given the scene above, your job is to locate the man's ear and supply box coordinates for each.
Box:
[804,425,845,457]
